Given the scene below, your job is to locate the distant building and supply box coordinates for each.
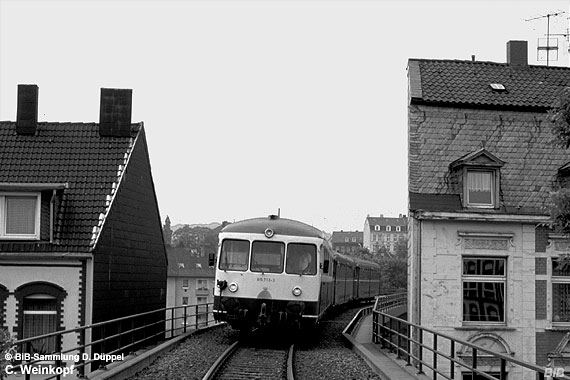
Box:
[0,85,167,367]
[166,246,215,334]
[331,231,363,254]
[408,41,570,378]
[363,214,407,256]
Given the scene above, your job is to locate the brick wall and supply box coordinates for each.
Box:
[535,280,547,320]
[92,128,167,323]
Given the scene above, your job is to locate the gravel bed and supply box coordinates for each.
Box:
[294,305,383,380]
[126,325,239,380]
[126,305,380,380]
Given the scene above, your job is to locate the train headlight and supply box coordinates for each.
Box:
[228,282,239,293]
[292,286,302,297]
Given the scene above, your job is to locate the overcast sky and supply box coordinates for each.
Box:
[1,0,569,233]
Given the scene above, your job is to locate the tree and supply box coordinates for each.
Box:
[0,329,15,380]
[548,87,570,270]
[548,87,570,235]
[162,216,172,247]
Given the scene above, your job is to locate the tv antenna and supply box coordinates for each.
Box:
[525,11,566,65]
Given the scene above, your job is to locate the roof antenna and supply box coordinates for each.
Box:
[525,10,565,66]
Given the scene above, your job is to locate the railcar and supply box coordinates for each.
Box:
[212,215,381,331]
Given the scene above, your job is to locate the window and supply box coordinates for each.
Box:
[0,193,41,239]
[396,226,401,232]
[344,237,349,242]
[552,258,570,323]
[182,279,189,287]
[467,170,494,207]
[182,297,188,305]
[351,237,356,242]
[462,257,506,323]
[251,241,284,273]
[374,225,380,231]
[22,295,58,354]
[219,239,249,271]
[196,279,208,290]
[386,226,391,232]
[286,243,317,275]
[196,296,208,326]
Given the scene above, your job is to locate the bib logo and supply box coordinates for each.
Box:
[544,367,565,378]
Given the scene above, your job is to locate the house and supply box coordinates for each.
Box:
[363,214,407,256]
[0,85,167,361]
[166,246,215,334]
[331,230,363,254]
[407,40,570,378]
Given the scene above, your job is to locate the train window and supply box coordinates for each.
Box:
[286,243,317,275]
[251,241,285,273]
[219,239,250,271]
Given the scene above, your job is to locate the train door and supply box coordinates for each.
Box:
[354,266,360,300]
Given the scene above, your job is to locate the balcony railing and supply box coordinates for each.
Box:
[372,294,570,380]
[3,302,216,380]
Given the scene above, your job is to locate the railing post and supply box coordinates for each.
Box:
[184,305,188,334]
[450,340,455,379]
[170,308,175,337]
[406,324,411,366]
[195,305,199,329]
[417,327,424,375]
[433,334,438,380]
[500,358,506,380]
[78,328,86,378]
[397,319,401,359]
[471,347,477,379]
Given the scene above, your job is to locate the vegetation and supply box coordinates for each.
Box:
[350,245,407,292]
[0,329,15,380]
[548,87,570,235]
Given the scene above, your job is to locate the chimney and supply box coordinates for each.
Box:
[506,40,528,67]
[16,84,39,135]
[99,88,132,137]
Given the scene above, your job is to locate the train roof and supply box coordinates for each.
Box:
[221,216,327,239]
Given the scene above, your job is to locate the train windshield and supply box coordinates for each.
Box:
[219,239,250,271]
[286,243,317,275]
[250,241,285,273]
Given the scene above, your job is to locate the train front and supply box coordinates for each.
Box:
[213,216,324,330]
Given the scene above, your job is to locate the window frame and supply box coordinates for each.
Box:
[465,169,498,209]
[461,256,507,325]
[0,192,41,240]
[552,256,570,325]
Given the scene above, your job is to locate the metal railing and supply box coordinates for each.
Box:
[372,294,570,380]
[3,302,216,380]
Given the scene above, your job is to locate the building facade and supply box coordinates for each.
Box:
[363,215,407,256]
[331,231,363,254]
[0,85,167,368]
[166,246,215,335]
[407,41,570,379]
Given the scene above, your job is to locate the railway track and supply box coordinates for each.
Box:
[202,340,295,380]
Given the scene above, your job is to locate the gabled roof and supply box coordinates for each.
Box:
[331,231,363,243]
[408,59,570,110]
[407,57,570,215]
[0,121,140,252]
[450,148,505,169]
[166,246,215,277]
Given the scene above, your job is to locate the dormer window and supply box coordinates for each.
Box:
[466,170,494,207]
[386,226,391,232]
[449,148,504,210]
[0,193,40,239]
[375,225,380,231]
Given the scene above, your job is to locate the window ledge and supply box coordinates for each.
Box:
[546,326,570,332]
[455,325,516,331]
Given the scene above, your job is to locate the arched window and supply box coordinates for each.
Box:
[374,225,380,231]
[386,226,391,232]
[15,282,67,354]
